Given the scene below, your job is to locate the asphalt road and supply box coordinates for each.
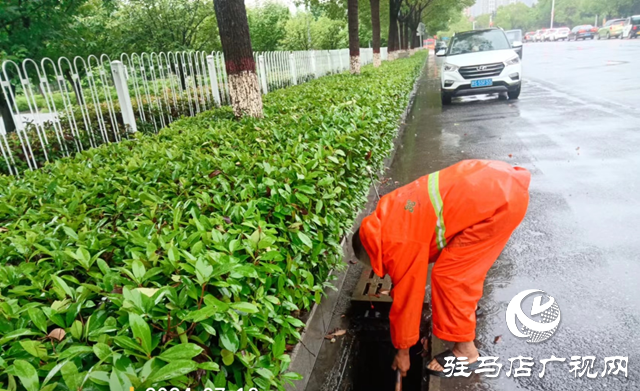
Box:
[304,39,640,391]
[424,39,640,390]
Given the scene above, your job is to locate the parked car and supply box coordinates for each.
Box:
[542,29,554,41]
[569,25,595,40]
[534,29,545,42]
[425,38,436,49]
[436,28,522,105]
[524,31,536,42]
[436,41,448,52]
[622,15,640,39]
[552,27,571,41]
[597,19,625,39]
[505,29,523,58]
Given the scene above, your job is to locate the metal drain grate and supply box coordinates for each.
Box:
[352,267,394,302]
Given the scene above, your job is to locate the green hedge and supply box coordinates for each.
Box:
[0,52,425,391]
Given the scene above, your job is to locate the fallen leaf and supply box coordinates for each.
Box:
[208,170,222,178]
[330,338,336,343]
[349,259,358,265]
[379,289,390,295]
[325,328,347,339]
[508,154,513,158]
[365,151,372,160]
[48,328,66,341]
[0,227,8,233]
[576,147,580,151]
[223,216,232,224]
[494,335,502,344]
[333,329,346,337]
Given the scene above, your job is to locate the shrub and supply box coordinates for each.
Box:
[0,52,426,391]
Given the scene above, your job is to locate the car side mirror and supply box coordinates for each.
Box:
[436,49,446,57]
[512,41,523,48]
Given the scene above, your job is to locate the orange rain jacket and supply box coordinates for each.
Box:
[359,159,530,349]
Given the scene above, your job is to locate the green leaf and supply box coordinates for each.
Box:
[195,258,213,285]
[114,336,147,354]
[93,342,112,361]
[70,320,83,340]
[0,329,38,345]
[12,360,39,391]
[132,259,146,281]
[273,334,285,358]
[221,349,234,366]
[20,340,48,359]
[199,361,220,371]
[109,369,132,391]
[219,324,240,352]
[231,302,259,314]
[27,307,48,334]
[297,231,313,248]
[158,343,203,361]
[255,367,274,380]
[61,361,80,391]
[51,275,74,299]
[147,360,198,383]
[283,372,303,380]
[129,313,152,355]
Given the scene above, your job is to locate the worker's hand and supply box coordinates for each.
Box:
[392,348,411,376]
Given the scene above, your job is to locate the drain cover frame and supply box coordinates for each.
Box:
[352,267,394,303]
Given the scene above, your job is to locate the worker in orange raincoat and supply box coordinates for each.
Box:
[352,159,530,377]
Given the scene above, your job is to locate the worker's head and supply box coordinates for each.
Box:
[351,227,371,267]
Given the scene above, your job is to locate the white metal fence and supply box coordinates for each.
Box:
[0,47,387,176]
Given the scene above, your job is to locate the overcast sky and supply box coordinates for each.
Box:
[245,0,300,14]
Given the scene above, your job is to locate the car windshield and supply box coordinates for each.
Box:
[449,30,511,55]
[632,16,640,24]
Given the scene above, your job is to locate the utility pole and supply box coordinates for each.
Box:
[595,14,598,27]
[550,0,556,28]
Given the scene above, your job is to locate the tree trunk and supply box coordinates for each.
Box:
[0,88,17,134]
[388,0,400,60]
[213,0,263,118]
[370,0,381,67]
[348,0,360,74]
[63,69,85,107]
[399,21,406,51]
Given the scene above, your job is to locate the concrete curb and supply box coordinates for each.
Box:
[286,53,428,391]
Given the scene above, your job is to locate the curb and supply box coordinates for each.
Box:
[286,53,428,391]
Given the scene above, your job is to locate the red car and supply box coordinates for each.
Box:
[524,31,536,42]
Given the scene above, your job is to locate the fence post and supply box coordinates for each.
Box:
[111,60,137,133]
[310,51,318,79]
[258,55,268,94]
[206,55,222,106]
[289,53,297,86]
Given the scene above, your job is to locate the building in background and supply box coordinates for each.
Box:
[467,0,536,17]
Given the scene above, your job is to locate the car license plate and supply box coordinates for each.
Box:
[471,79,493,88]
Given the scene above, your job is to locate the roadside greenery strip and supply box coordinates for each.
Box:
[0,52,426,391]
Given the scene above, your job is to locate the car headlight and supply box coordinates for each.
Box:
[505,56,520,66]
[443,63,459,72]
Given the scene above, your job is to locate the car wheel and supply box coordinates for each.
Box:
[595,34,600,40]
[508,85,521,100]
[606,32,611,39]
[441,92,452,105]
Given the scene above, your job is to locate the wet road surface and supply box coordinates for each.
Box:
[306,38,640,391]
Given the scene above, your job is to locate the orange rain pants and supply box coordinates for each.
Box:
[359,159,530,349]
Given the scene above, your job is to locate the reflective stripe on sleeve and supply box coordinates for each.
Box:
[428,171,447,250]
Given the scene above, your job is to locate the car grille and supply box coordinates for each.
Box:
[459,62,505,79]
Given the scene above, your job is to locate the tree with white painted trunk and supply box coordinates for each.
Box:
[348,0,360,74]
[370,0,382,67]
[213,0,263,118]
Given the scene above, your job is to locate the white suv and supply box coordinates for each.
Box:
[437,29,522,105]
